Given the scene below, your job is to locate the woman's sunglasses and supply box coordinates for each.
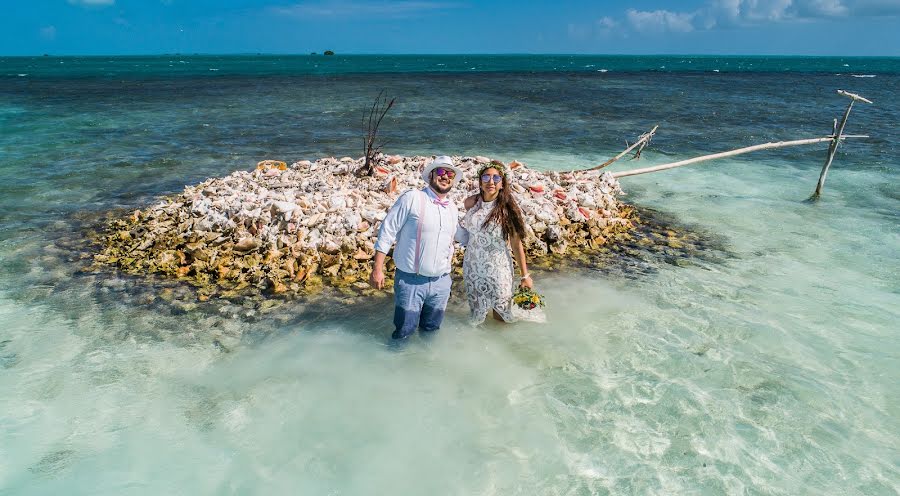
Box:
[434,167,456,179]
[480,174,503,184]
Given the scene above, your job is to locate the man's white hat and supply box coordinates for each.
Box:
[421,155,463,187]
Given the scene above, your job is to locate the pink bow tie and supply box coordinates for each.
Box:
[432,198,450,207]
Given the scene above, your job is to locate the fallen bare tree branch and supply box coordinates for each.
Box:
[610,135,868,179]
[583,125,658,172]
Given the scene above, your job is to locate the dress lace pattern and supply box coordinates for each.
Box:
[461,199,546,325]
[462,199,516,324]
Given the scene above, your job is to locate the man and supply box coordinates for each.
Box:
[370,155,463,340]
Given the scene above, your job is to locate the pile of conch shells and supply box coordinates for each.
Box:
[93,155,635,299]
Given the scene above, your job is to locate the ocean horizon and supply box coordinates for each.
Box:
[1,54,897,494]
[4,54,900,79]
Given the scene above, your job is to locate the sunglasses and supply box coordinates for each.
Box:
[480,174,503,184]
[434,167,456,179]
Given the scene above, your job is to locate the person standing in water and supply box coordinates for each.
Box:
[459,161,535,324]
[370,156,463,340]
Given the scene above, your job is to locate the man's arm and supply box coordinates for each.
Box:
[370,191,413,288]
[370,251,388,289]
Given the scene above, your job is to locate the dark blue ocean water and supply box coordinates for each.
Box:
[4,54,900,78]
[0,56,898,495]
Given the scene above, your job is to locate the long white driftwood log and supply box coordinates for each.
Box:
[811,90,873,199]
[610,135,868,179]
[584,125,659,172]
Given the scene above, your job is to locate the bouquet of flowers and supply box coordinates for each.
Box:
[512,286,545,310]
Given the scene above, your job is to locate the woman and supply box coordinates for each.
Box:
[459,161,537,324]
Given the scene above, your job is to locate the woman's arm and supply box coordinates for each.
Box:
[463,193,479,210]
[509,233,533,289]
[454,224,469,246]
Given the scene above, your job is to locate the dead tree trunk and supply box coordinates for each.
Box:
[810,90,873,200]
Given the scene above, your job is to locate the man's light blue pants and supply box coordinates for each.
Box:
[392,270,452,340]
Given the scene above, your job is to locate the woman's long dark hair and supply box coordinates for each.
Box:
[480,166,526,242]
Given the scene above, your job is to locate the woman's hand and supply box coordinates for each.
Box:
[519,275,534,289]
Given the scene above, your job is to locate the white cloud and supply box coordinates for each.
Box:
[40,25,57,41]
[68,0,115,5]
[566,16,618,41]
[272,1,462,18]
[704,0,784,25]
[845,0,900,16]
[626,9,696,33]
[801,0,850,16]
[596,16,618,30]
[703,0,848,25]
[600,0,886,36]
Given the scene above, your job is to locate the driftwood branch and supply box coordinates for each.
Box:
[610,135,868,179]
[837,89,872,104]
[584,125,658,172]
[810,90,873,200]
[357,90,396,177]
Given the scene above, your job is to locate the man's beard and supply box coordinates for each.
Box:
[430,177,452,194]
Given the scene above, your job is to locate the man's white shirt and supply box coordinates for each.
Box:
[374,187,460,277]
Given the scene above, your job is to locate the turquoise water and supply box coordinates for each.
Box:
[1,56,898,494]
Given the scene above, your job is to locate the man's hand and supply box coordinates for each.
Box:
[370,251,388,289]
[369,267,385,289]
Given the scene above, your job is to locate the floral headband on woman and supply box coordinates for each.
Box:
[477,160,509,179]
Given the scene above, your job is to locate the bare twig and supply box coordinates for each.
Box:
[582,125,658,172]
[837,89,872,104]
[357,91,396,177]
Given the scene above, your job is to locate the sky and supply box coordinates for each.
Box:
[2,0,899,56]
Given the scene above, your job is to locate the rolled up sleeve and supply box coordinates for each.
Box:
[374,191,413,254]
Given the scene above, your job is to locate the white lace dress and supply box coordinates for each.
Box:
[461,199,545,325]
[462,199,515,324]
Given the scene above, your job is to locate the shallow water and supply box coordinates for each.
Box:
[1,57,898,494]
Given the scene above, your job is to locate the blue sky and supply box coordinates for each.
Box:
[3,0,899,56]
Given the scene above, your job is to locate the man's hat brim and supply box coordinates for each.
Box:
[421,157,462,186]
